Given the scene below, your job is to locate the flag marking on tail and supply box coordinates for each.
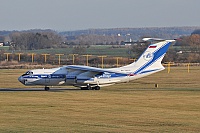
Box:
[149,45,157,48]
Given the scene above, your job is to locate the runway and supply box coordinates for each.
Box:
[0,88,80,92]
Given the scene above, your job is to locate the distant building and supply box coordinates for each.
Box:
[3,42,11,46]
[124,42,132,46]
[0,42,4,47]
[177,51,183,54]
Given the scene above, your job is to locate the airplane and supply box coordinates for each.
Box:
[18,38,175,91]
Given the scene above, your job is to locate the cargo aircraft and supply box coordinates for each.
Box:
[18,38,175,91]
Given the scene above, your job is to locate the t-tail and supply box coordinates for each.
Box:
[129,39,175,76]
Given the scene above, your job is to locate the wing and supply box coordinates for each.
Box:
[64,65,128,87]
[65,65,113,73]
[65,65,126,79]
[65,65,114,77]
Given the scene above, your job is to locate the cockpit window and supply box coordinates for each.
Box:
[22,71,33,76]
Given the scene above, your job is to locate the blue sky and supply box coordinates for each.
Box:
[0,0,200,31]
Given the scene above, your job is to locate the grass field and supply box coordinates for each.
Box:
[12,45,131,57]
[0,67,200,132]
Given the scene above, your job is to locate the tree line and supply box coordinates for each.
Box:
[9,31,64,50]
[0,28,199,63]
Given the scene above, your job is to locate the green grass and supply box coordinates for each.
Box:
[11,45,131,57]
[0,46,9,51]
[0,67,200,132]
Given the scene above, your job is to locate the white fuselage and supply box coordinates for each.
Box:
[18,65,160,88]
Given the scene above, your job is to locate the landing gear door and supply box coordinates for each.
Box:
[74,76,77,84]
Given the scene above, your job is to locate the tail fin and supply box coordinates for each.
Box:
[133,40,175,75]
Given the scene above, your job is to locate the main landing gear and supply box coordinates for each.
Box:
[81,86,100,90]
[44,85,100,91]
[44,86,50,91]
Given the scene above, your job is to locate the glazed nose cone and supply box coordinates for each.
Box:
[18,76,25,84]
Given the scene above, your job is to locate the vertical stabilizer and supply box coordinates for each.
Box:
[133,40,175,75]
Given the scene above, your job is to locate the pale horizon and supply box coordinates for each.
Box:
[0,0,200,31]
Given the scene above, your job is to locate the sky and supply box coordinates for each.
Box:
[0,0,200,31]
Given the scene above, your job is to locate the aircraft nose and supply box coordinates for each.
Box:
[18,76,25,84]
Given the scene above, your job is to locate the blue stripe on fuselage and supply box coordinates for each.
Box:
[139,69,161,74]
[96,73,127,78]
[23,74,66,79]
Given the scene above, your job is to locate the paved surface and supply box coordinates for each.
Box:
[0,88,80,92]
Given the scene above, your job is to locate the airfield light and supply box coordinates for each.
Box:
[41,54,50,63]
[4,53,12,61]
[69,54,78,65]
[115,57,122,67]
[16,53,23,62]
[168,62,170,73]
[155,84,158,88]
[28,53,35,63]
[82,55,92,66]
[55,54,64,65]
[164,62,174,74]
[188,63,190,73]
[98,56,107,68]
